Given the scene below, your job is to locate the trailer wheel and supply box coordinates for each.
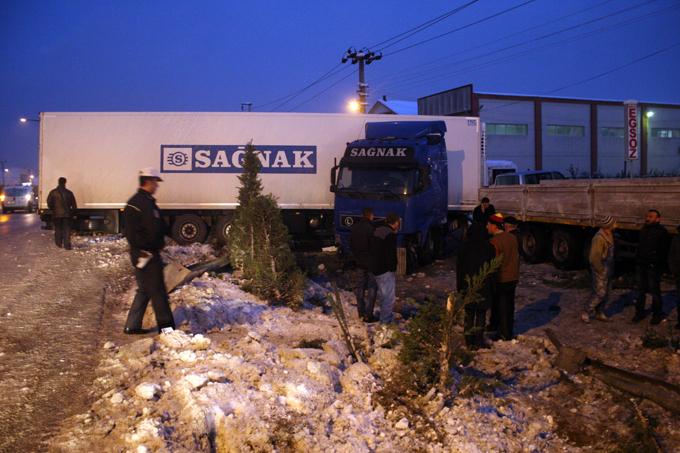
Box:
[551,229,582,270]
[520,225,548,263]
[214,216,231,245]
[171,214,208,245]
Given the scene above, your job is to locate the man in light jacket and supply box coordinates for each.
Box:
[582,216,616,323]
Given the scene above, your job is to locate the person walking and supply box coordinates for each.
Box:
[457,222,496,349]
[487,213,520,341]
[46,177,77,250]
[369,213,400,324]
[473,197,495,224]
[350,208,377,322]
[632,209,671,325]
[123,168,176,334]
[668,224,680,329]
[581,216,616,323]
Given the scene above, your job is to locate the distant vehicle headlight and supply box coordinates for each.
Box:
[0,194,4,202]
[25,194,32,201]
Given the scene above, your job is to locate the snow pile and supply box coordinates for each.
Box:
[163,243,217,267]
[50,243,582,451]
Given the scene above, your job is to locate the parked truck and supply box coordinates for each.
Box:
[481,178,680,269]
[331,119,483,268]
[38,112,482,246]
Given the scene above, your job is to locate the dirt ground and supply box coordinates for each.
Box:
[3,220,678,451]
[313,252,680,451]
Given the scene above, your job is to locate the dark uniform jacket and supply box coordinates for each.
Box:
[369,225,397,276]
[124,189,167,266]
[472,204,495,224]
[47,185,77,218]
[350,218,374,269]
[456,223,496,309]
[636,223,670,268]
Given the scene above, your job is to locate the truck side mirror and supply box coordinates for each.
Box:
[330,165,339,192]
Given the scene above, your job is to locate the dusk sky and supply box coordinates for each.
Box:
[2,0,679,171]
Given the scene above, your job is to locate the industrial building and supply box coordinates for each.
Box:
[371,85,680,177]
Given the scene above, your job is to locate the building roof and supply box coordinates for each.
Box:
[368,99,418,115]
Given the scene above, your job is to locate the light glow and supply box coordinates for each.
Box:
[347,100,360,113]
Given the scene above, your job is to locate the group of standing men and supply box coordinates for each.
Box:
[350,208,400,324]
[585,209,680,329]
[458,206,520,349]
[350,200,521,350]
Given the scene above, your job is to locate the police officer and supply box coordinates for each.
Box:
[123,168,176,334]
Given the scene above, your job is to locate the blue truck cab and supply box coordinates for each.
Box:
[331,121,449,267]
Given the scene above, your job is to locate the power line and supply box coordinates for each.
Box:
[253,0,481,111]
[372,0,481,52]
[254,63,345,110]
[377,0,665,93]
[549,41,680,94]
[482,40,680,112]
[384,0,539,57]
[287,69,359,112]
[373,0,618,88]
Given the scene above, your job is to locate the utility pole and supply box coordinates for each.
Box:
[341,47,382,113]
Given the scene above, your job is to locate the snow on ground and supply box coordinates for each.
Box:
[50,244,582,453]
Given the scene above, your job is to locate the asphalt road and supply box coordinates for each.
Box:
[0,213,129,452]
[0,211,41,239]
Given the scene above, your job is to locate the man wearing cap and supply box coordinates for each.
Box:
[582,216,616,323]
[632,209,671,325]
[122,168,175,334]
[487,212,520,340]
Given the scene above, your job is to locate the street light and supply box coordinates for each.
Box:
[347,99,360,113]
[19,117,39,123]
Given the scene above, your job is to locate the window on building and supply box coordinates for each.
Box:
[486,123,528,136]
[651,128,680,138]
[546,125,585,137]
[600,127,624,138]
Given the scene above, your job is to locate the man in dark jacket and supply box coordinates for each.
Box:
[632,209,671,325]
[123,168,175,334]
[369,213,400,324]
[46,177,77,250]
[350,208,377,321]
[668,225,680,329]
[457,223,496,349]
[472,197,495,224]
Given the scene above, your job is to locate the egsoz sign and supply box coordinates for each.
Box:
[624,102,638,160]
[160,145,317,174]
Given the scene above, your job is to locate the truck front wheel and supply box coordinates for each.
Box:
[171,214,208,245]
[551,229,582,270]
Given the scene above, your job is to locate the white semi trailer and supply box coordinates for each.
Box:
[38,112,484,244]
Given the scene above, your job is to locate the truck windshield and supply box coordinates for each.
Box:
[337,167,416,197]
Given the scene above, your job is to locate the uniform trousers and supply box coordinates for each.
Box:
[125,255,175,332]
